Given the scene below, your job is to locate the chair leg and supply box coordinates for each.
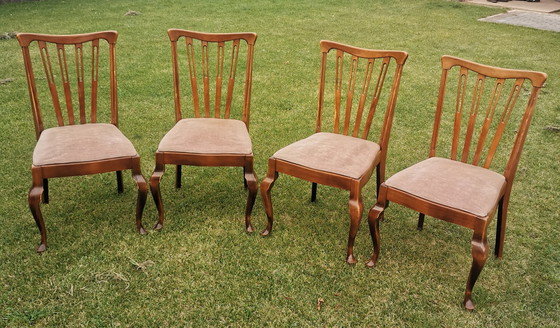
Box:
[310,182,317,203]
[243,167,248,190]
[116,170,124,193]
[376,164,388,211]
[243,160,258,233]
[175,165,182,189]
[463,227,489,311]
[417,213,425,231]
[346,186,363,265]
[29,168,47,252]
[150,156,166,231]
[131,158,147,235]
[366,185,388,268]
[260,159,278,236]
[42,178,49,204]
[494,198,507,258]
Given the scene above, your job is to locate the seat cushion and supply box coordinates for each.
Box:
[385,157,506,217]
[272,132,380,179]
[33,123,138,166]
[157,118,252,155]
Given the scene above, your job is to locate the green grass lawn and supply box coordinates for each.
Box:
[1,0,558,326]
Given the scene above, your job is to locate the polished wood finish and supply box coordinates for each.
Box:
[150,29,258,232]
[366,55,547,310]
[17,31,148,252]
[260,41,408,264]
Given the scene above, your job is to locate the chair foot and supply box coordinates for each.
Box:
[260,228,271,237]
[153,222,164,231]
[365,257,377,268]
[36,243,47,253]
[463,298,475,311]
[346,254,357,265]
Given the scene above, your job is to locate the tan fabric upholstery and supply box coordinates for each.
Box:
[157,118,252,155]
[272,132,380,179]
[385,157,506,217]
[33,123,138,166]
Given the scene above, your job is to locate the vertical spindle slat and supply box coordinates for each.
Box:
[461,74,485,162]
[215,42,225,118]
[451,67,469,160]
[201,41,210,117]
[472,78,504,166]
[430,67,450,158]
[483,79,523,168]
[361,58,389,139]
[315,51,328,133]
[90,40,99,123]
[185,38,200,118]
[39,41,65,126]
[224,40,240,119]
[333,50,343,134]
[242,40,255,128]
[21,45,44,138]
[75,43,86,124]
[343,56,358,135]
[56,44,75,125]
[352,59,374,137]
[109,39,117,126]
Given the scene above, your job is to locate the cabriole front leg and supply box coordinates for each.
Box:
[150,155,166,231]
[346,187,363,265]
[131,158,147,235]
[29,168,47,252]
[463,226,489,311]
[366,185,388,268]
[244,159,258,233]
[260,159,278,236]
[365,204,384,268]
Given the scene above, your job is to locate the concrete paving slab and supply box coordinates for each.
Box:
[466,0,560,13]
[479,10,560,31]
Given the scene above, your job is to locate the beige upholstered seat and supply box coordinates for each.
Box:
[33,123,138,166]
[385,157,506,217]
[157,118,252,155]
[273,132,380,179]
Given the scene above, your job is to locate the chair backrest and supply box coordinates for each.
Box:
[168,29,257,128]
[316,41,408,151]
[430,56,547,182]
[17,31,119,140]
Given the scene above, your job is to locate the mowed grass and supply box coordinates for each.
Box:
[0,0,558,326]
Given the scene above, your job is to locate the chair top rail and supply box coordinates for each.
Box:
[17,31,118,47]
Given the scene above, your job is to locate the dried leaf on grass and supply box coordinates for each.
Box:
[0,32,17,40]
[0,78,14,85]
[92,271,130,289]
[124,10,141,16]
[129,257,155,274]
[317,298,324,311]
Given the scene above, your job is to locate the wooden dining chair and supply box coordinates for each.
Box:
[366,55,547,310]
[17,31,148,252]
[260,41,408,264]
[149,29,258,232]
